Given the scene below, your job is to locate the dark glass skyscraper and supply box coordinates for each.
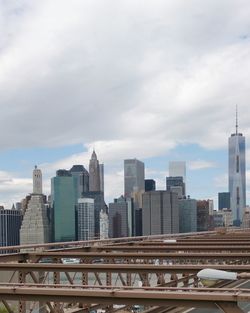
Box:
[228,113,246,224]
[218,192,230,210]
[145,179,156,192]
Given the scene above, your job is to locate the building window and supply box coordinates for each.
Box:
[236,187,240,205]
[236,155,239,173]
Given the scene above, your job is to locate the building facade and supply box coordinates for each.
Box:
[89,150,101,192]
[83,191,105,238]
[228,120,246,224]
[70,165,89,198]
[99,164,104,193]
[51,170,78,242]
[124,159,145,198]
[179,198,197,233]
[108,196,134,238]
[218,192,230,210]
[77,198,95,241]
[166,176,185,198]
[145,179,156,192]
[100,209,109,240]
[197,200,210,231]
[169,161,186,183]
[142,191,179,235]
[0,208,22,251]
[20,166,50,247]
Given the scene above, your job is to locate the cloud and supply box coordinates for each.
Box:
[0,170,32,208]
[1,1,250,207]
[0,1,250,153]
[188,160,217,170]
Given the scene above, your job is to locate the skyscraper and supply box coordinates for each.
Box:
[89,150,101,192]
[109,196,131,238]
[169,161,186,183]
[100,209,109,240]
[70,165,89,198]
[166,176,185,198]
[218,192,230,210]
[179,198,197,233]
[124,159,145,197]
[197,200,210,231]
[228,110,246,224]
[145,179,156,192]
[20,166,50,247]
[51,170,78,242]
[77,198,95,241]
[142,191,179,235]
[99,164,104,193]
[0,207,22,252]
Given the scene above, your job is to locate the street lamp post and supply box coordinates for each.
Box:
[197,268,250,313]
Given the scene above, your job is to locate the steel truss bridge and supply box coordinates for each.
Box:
[1,229,250,313]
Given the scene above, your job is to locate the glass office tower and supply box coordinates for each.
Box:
[51,170,78,242]
[228,121,246,224]
[124,159,145,197]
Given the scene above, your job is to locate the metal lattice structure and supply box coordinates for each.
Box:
[1,228,250,313]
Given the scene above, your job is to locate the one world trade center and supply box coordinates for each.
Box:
[228,110,246,225]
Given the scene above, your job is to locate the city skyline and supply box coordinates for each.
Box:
[1,1,250,208]
[0,135,249,211]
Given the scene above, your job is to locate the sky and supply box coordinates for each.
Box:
[1,0,250,209]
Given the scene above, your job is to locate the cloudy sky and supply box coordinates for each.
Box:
[1,0,250,209]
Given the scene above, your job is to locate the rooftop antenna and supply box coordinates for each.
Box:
[236,104,238,135]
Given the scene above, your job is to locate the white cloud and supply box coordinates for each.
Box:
[0,1,250,152]
[188,160,217,170]
[1,1,250,206]
[0,170,32,208]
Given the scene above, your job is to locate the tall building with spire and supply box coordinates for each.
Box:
[89,150,101,192]
[20,166,50,248]
[228,108,246,224]
[85,151,105,237]
[33,165,43,194]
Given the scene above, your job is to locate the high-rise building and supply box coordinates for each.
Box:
[169,161,186,183]
[83,191,105,238]
[145,179,156,192]
[100,209,109,240]
[166,176,185,198]
[0,207,22,252]
[218,192,230,210]
[142,191,179,235]
[33,165,43,194]
[20,166,50,247]
[124,159,145,197]
[179,198,197,233]
[70,165,89,198]
[89,150,101,192]
[208,199,214,216]
[135,208,142,236]
[228,111,246,224]
[51,170,78,242]
[99,164,104,193]
[77,198,95,241]
[108,196,134,238]
[197,200,210,231]
[242,207,250,229]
